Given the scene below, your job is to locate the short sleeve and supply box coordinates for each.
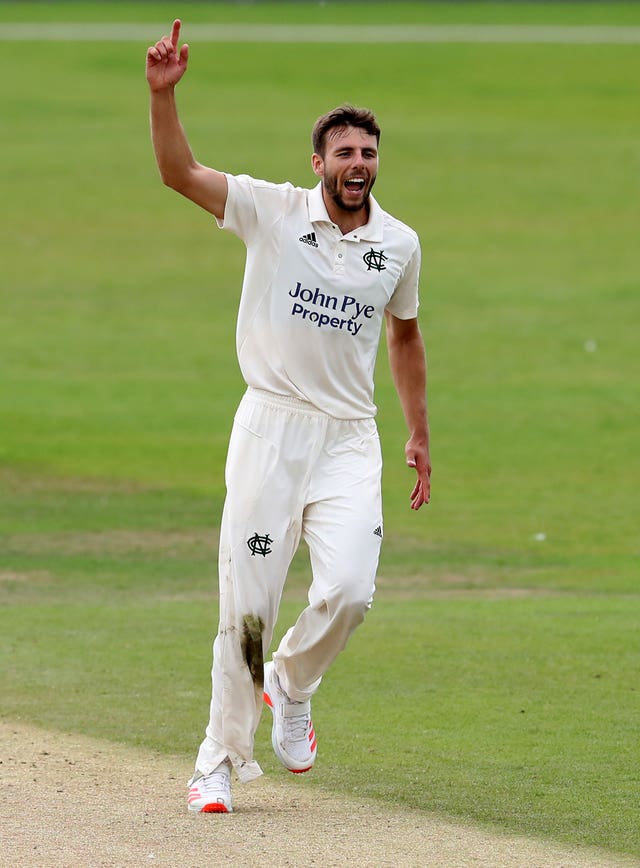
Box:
[385,240,421,319]
[216,174,294,247]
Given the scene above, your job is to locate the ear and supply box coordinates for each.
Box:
[311,153,324,178]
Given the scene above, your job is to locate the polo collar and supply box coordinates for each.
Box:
[308,182,384,243]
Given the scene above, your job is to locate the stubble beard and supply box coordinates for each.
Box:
[323,171,376,214]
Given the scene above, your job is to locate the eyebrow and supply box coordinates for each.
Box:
[333,145,377,154]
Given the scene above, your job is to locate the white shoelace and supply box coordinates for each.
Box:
[196,769,230,796]
[283,708,310,745]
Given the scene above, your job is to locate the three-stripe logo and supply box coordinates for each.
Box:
[299,231,319,248]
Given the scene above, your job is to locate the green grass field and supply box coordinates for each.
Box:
[1,1,639,859]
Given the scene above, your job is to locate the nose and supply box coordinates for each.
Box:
[351,151,367,171]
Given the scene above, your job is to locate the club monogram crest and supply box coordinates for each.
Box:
[247,533,273,557]
[363,248,387,272]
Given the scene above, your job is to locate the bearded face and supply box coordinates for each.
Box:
[314,126,379,217]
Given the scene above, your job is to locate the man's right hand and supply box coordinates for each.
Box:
[146,19,189,91]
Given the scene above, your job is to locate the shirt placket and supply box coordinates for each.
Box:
[331,226,347,275]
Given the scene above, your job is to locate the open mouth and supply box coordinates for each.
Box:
[344,176,366,194]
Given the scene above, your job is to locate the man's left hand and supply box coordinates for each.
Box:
[406,438,431,510]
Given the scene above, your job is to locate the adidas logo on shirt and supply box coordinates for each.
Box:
[373,525,383,538]
[299,232,319,248]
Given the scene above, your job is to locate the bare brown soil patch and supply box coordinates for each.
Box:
[1,720,636,868]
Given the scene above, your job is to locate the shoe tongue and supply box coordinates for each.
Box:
[281,700,310,718]
[213,759,231,776]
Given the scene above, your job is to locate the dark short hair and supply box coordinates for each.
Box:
[312,104,381,156]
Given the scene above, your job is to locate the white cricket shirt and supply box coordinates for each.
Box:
[217,174,421,419]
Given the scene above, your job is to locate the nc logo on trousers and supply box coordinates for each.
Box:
[247,533,273,557]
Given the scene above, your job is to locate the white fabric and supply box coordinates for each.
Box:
[194,388,383,782]
[216,175,421,419]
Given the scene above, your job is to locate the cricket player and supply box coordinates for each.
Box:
[146,20,431,814]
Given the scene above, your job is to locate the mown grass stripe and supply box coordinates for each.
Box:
[5,23,640,43]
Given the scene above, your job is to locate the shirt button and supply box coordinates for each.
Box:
[338,253,343,258]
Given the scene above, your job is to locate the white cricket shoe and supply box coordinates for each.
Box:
[187,760,232,813]
[263,661,317,774]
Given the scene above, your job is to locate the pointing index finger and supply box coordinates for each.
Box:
[171,19,181,50]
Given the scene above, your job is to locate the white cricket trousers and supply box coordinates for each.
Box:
[195,388,383,782]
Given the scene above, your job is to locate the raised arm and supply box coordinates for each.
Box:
[146,19,228,219]
[385,312,431,510]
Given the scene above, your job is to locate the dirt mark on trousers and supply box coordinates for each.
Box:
[241,613,265,688]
